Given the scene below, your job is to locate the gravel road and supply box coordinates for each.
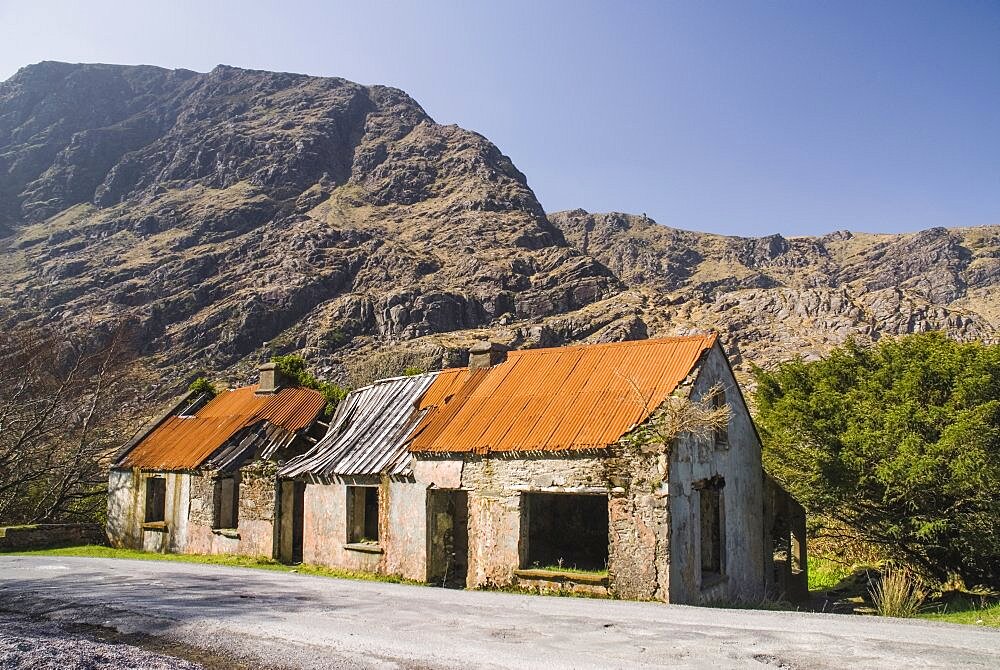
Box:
[0,609,203,669]
[1,555,997,669]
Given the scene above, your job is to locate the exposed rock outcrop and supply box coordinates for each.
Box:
[0,62,996,393]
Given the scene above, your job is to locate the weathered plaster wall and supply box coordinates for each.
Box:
[107,463,278,558]
[384,482,429,581]
[106,468,190,553]
[107,469,141,548]
[300,480,383,573]
[668,343,766,604]
[297,478,427,580]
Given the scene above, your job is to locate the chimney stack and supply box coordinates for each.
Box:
[468,341,508,371]
[256,362,290,394]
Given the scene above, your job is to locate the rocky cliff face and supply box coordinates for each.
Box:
[1,62,996,389]
[0,62,614,381]
[550,211,999,366]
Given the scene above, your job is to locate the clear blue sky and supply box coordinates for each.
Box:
[2,1,998,236]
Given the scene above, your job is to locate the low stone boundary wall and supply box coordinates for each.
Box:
[0,523,108,551]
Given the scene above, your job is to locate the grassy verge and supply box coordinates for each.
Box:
[5,545,420,585]
[808,554,1000,628]
[918,599,1000,627]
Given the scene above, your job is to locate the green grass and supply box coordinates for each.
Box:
[535,564,609,577]
[5,545,421,585]
[808,556,853,591]
[808,555,880,592]
[919,599,1000,628]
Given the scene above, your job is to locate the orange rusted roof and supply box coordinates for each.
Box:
[118,385,326,470]
[408,334,717,454]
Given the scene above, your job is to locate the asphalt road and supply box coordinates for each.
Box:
[1,556,997,669]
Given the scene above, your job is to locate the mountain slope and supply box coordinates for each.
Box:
[550,210,999,365]
[1,62,996,390]
[0,62,615,378]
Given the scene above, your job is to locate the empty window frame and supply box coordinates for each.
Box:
[712,389,729,448]
[347,486,379,543]
[214,475,239,529]
[698,483,726,583]
[144,477,166,523]
[522,493,608,572]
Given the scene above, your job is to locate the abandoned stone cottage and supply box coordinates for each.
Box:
[406,335,807,603]
[107,364,327,555]
[105,335,806,604]
[275,372,457,581]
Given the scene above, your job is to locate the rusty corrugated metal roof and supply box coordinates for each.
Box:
[408,334,717,454]
[117,385,326,470]
[279,373,440,479]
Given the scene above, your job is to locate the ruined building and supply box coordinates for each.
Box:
[276,372,449,579]
[107,336,806,604]
[406,336,806,603]
[107,364,327,555]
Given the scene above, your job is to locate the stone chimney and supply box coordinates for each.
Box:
[468,341,508,371]
[256,362,290,394]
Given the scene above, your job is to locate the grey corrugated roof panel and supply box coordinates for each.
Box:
[279,372,440,478]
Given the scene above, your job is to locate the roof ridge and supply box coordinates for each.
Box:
[506,333,717,357]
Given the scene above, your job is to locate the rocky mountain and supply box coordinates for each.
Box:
[550,211,999,367]
[1,62,996,390]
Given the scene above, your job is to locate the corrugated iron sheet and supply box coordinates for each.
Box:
[117,385,326,470]
[280,373,441,479]
[408,334,717,454]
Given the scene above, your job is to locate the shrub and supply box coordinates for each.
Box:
[187,377,217,398]
[754,333,1000,588]
[271,354,349,416]
[870,569,926,618]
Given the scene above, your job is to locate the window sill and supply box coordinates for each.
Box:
[343,542,383,554]
[212,528,240,539]
[700,573,729,590]
[141,521,168,532]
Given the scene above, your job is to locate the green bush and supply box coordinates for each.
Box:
[754,333,1000,588]
[272,354,349,416]
[187,376,218,398]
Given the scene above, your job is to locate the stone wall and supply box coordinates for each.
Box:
[0,523,107,551]
[414,449,668,599]
[185,462,279,557]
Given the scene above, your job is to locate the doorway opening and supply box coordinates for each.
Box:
[279,480,305,563]
[428,489,469,587]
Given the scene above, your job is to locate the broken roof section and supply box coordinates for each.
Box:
[116,385,326,471]
[408,334,718,455]
[280,372,441,480]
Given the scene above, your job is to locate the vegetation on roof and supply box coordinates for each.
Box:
[187,377,218,398]
[272,354,349,416]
